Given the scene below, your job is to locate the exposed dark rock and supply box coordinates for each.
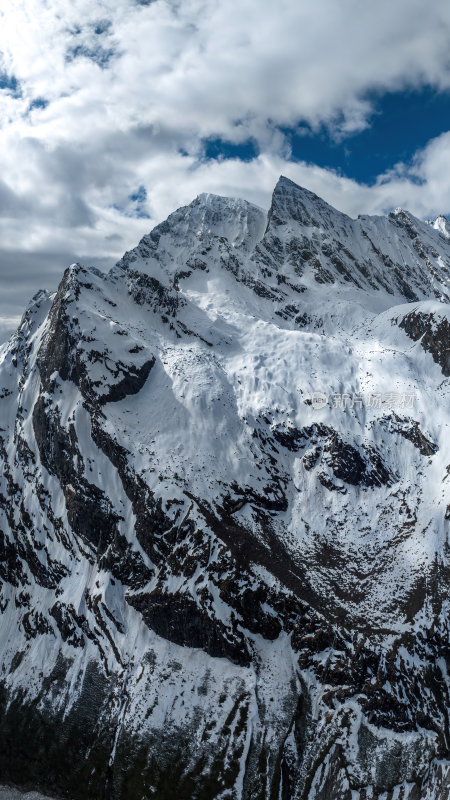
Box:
[33,397,121,555]
[98,358,155,404]
[98,532,152,589]
[399,310,450,376]
[381,414,438,456]
[128,591,251,667]
[324,435,393,488]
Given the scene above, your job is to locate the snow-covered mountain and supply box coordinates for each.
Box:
[0,176,450,799]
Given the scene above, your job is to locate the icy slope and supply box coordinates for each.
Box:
[0,177,450,799]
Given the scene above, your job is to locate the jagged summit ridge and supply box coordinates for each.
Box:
[113,176,450,306]
[116,189,267,276]
[269,173,348,225]
[432,212,450,238]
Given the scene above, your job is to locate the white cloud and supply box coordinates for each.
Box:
[0,315,21,343]
[2,0,450,141]
[1,0,450,339]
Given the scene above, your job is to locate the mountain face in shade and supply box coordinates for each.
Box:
[1,176,450,799]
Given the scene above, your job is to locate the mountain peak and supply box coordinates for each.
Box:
[432,213,450,238]
[268,174,348,229]
[110,177,450,304]
[116,189,267,275]
[272,175,337,211]
[273,174,322,201]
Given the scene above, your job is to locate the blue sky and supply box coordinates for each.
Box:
[286,88,450,185]
[1,0,450,338]
[204,87,450,186]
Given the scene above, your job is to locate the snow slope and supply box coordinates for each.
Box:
[0,177,450,799]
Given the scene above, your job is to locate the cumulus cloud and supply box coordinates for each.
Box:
[1,0,450,339]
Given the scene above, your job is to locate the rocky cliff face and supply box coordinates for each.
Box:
[0,176,450,799]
